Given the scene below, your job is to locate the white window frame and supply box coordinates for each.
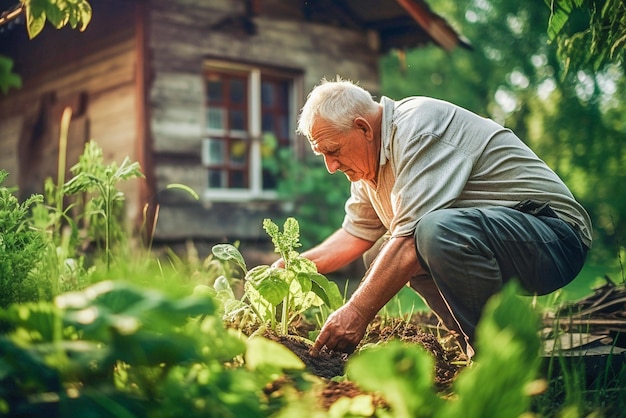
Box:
[202,61,301,202]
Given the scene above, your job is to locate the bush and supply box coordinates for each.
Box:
[0,170,51,317]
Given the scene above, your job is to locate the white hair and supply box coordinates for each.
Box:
[297,76,379,139]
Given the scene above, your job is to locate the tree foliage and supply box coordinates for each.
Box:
[21,0,92,39]
[546,0,626,74]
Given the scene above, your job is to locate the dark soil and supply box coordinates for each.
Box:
[259,312,467,410]
[264,332,347,379]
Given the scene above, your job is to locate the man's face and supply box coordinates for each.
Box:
[309,118,377,182]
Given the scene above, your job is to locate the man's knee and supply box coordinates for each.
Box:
[414,209,463,260]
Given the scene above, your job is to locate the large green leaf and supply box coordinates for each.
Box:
[212,243,247,272]
[347,340,442,418]
[112,329,200,366]
[439,282,541,418]
[247,266,289,307]
[309,273,343,310]
[244,336,305,371]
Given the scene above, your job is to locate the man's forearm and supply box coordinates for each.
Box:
[348,235,421,320]
[300,228,374,274]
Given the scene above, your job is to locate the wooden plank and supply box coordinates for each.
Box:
[0,41,136,117]
[154,164,206,194]
[0,115,23,185]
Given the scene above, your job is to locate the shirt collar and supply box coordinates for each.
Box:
[379,96,395,167]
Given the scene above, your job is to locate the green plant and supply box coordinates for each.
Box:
[342,281,544,418]
[0,279,308,417]
[0,56,21,94]
[22,0,93,39]
[0,170,51,317]
[63,141,144,270]
[208,217,343,336]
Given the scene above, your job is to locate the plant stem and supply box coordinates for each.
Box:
[281,292,290,335]
[56,107,72,236]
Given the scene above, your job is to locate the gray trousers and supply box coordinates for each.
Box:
[366,206,588,356]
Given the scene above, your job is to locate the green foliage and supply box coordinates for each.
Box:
[0,280,304,418]
[22,0,92,39]
[63,141,144,269]
[347,341,442,418]
[209,218,343,335]
[0,56,21,94]
[546,0,626,73]
[0,170,51,316]
[344,282,543,418]
[442,282,542,418]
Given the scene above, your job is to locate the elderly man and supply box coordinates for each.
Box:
[290,77,592,357]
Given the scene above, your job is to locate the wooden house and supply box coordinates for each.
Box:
[0,0,468,258]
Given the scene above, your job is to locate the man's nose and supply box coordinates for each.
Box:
[323,155,340,174]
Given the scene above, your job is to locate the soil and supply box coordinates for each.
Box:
[259,311,467,410]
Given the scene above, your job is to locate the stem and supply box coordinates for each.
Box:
[281,293,290,335]
[106,189,111,271]
[56,107,72,236]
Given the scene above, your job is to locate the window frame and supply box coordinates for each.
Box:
[202,60,302,202]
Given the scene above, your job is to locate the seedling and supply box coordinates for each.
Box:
[209,217,343,335]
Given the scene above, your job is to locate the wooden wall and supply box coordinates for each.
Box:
[0,1,142,230]
[149,0,381,243]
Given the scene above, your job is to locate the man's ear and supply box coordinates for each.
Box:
[354,117,372,139]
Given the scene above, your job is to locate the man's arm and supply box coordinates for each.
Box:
[273,228,374,274]
[311,235,421,354]
[300,228,375,274]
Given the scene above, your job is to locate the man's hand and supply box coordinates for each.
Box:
[310,302,371,355]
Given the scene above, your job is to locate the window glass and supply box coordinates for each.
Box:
[231,170,246,188]
[261,81,274,106]
[207,78,223,101]
[230,78,246,103]
[208,169,223,188]
[204,67,295,194]
[207,107,225,130]
[205,139,224,164]
[229,109,246,132]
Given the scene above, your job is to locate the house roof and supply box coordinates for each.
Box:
[300,0,471,52]
[1,0,470,53]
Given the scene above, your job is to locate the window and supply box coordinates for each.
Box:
[202,63,299,200]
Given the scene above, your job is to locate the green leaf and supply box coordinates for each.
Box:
[546,0,574,40]
[245,336,305,371]
[253,272,289,307]
[26,8,46,39]
[78,1,92,31]
[294,272,313,294]
[309,273,343,310]
[212,244,247,272]
[440,281,541,418]
[45,3,67,28]
[166,183,199,200]
[347,340,441,418]
[289,255,318,274]
[112,329,201,366]
[0,56,22,94]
